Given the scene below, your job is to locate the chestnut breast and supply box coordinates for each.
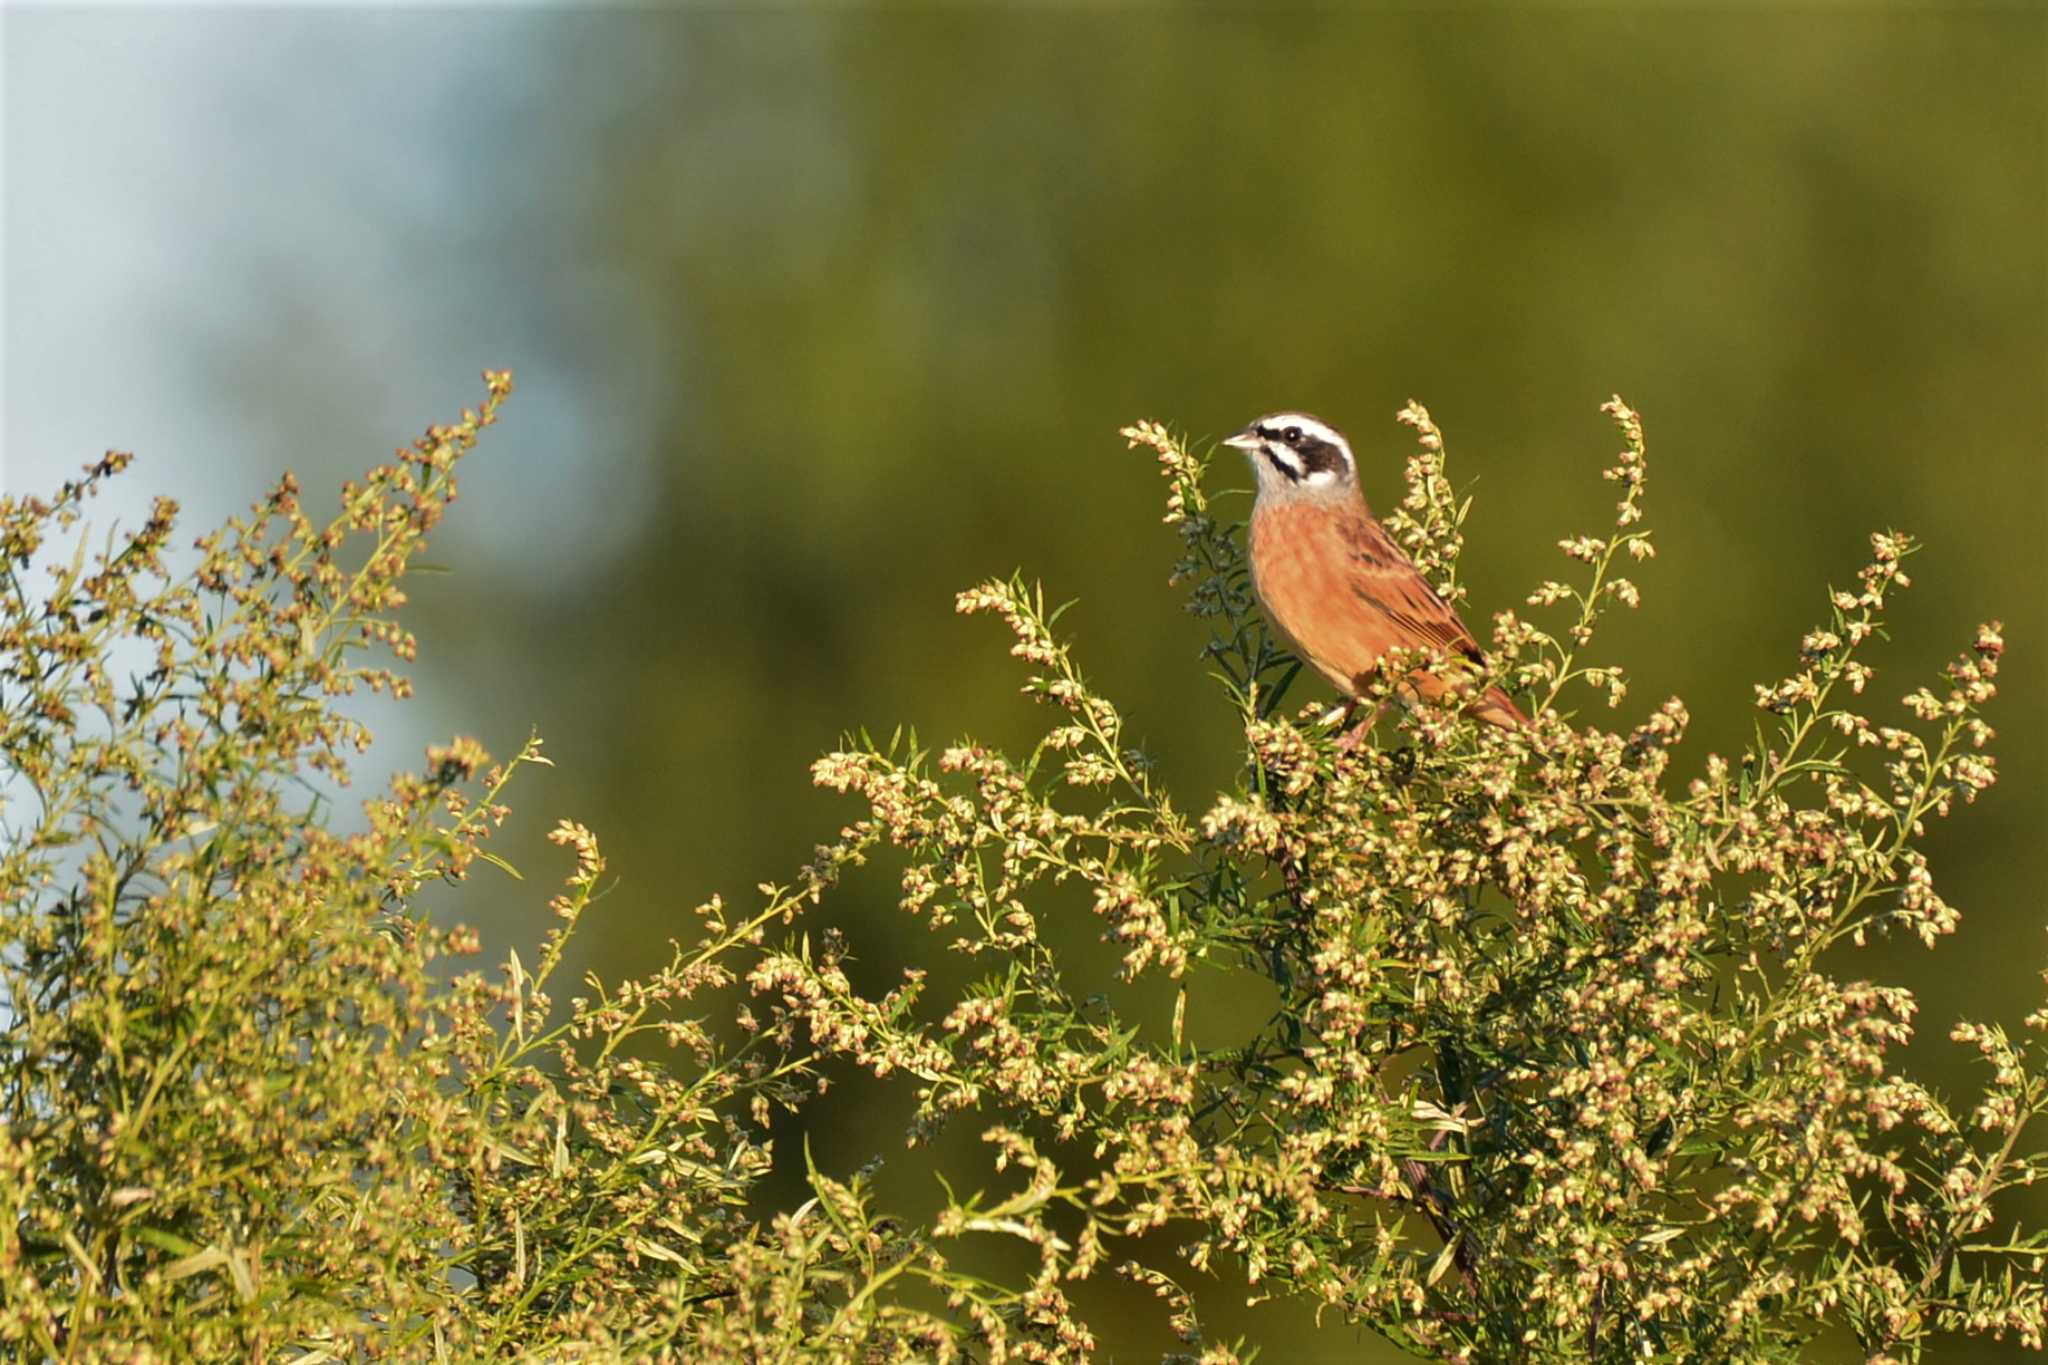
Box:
[1248,495,1483,699]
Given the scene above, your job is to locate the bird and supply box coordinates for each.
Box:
[1223,412,1528,729]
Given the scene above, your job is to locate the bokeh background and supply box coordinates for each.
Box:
[8,8,2044,1360]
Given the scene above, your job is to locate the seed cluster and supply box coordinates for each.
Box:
[2,383,2037,1362]
[748,401,2040,1362]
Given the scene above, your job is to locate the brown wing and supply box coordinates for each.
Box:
[1341,513,1485,667]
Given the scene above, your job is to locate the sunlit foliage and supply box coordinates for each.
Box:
[2,379,2040,1361]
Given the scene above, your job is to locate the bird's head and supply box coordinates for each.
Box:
[1224,413,1356,497]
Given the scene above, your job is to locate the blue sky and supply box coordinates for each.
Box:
[6,8,680,793]
[6,7,664,586]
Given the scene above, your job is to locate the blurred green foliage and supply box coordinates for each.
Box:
[387,11,2039,1360]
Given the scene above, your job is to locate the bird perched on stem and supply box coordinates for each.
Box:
[1225,412,1527,730]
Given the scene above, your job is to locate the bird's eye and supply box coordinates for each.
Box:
[1283,426,1302,445]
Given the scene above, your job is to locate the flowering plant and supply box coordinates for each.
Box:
[3,379,2038,1362]
[755,398,2041,1362]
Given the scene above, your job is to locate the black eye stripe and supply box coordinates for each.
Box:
[1257,422,1318,445]
[1248,419,1351,482]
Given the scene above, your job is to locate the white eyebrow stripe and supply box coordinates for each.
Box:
[1260,414,1343,446]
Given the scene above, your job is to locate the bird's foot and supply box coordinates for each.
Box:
[1333,702,1391,754]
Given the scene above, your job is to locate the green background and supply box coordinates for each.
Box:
[12,8,2045,1360]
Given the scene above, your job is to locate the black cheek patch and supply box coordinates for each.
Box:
[1297,437,1349,479]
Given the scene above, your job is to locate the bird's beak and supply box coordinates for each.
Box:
[1222,428,1263,452]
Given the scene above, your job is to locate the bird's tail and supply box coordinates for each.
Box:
[1470,686,1529,729]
